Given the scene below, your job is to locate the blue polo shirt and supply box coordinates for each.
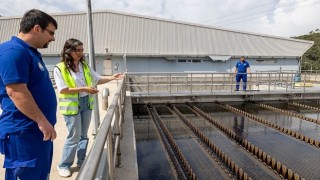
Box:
[0,36,57,133]
[235,60,250,73]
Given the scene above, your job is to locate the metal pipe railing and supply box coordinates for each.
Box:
[126,72,317,95]
[76,79,125,180]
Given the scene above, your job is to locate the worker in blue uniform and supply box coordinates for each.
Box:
[234,56,251,91]
[0,9,58,180]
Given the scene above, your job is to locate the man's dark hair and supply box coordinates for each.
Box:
[19,9,57,33]
[240,56,245,59]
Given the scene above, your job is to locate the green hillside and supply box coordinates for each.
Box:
[293,30,320,71]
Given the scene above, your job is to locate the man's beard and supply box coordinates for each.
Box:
[42,42,49,48]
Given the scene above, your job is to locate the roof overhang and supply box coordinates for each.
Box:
[208,55,232,62]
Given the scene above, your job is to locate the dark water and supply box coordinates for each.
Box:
[173,107,280,180]
[160,116,230,180]
[265,102,320,121]
[133,102,320,180]
[248,105,320,141]
[134,117,176,180]
[137,140,176,180]
[231,102,320,141]
[196,104,320,180]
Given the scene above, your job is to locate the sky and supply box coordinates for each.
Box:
[0,0,319,37]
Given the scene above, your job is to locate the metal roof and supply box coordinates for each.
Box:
[0,10,314,57]
[208,55,232,61]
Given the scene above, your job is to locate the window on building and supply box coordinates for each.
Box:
[177,59,202,63]
[177,59,187,63]
[256,59,277,63]
[192,59,202,63]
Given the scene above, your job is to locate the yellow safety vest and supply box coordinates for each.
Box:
[56,62,94,115]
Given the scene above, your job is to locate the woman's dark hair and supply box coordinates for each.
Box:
[61,38,85,72]
[20,9,57,33]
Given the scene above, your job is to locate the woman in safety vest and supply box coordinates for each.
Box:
[53,38,122,177]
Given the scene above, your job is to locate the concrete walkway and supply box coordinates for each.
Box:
[0,79,121,180]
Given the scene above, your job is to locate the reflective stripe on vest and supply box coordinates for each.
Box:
[56,62,94,115]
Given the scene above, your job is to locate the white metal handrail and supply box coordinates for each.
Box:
[126,72,319,94]
[76,79,125,180]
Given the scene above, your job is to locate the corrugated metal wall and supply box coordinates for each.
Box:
[111,56,299,73]
[0,10,309,74]
[98,12,312,57]
[42,55,299,75]
[0,10,313,57]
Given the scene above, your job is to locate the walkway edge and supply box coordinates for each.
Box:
[115,91,139,180]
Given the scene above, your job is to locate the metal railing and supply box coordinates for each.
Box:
[302,70,320,74]
[76,78,126,180]
[126,72,320,95]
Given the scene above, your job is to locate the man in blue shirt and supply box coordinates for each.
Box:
[0,9,57,180]
[234,56,251,91]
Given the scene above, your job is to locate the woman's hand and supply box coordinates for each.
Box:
[112,73,124,80]
[84,86,99,94]
[97,73,124,85]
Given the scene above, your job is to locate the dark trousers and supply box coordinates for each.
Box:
[0,129,53,180]
[236,74,247,90]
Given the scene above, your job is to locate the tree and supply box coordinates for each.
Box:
[293,29,320,70]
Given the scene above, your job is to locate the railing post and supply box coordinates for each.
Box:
[107,130,115,180]
[256,74,261,91]
[274,73,276,90]
[292,73,295,89]
[286,73,289,92]
[114,99,120,132]
[167,74,169,92]
[169,74,172,95]
[223,73,225,91]
[120,90,125,139]
[186,73,188,93]
[116,138,122,168]
[191,73,193,94]
[205,73,207,91]
[231,73,234,93]
[114,101,122,168]
[249,73,252,91]
[268,73,271,93]
[303,71,306,92]
[147,74,150,95]
[211,73,213,93]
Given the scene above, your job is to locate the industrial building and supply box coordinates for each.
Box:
[0,10,314,74]
[1,10,320,180]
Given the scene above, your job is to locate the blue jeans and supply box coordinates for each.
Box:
[236,74,247,90]
[59,96,92,169]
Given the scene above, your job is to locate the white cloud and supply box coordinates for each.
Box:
[92,0,169,18]
[0,0,63,16]
[252,0,320,37]
[0,0,319,37]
